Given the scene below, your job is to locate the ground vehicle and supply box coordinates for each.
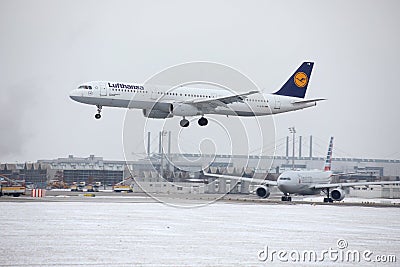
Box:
[0,175,26,197]
[70,184,83,192]
[113,185,133,193]
[86,184,99,192]
[47,179,68,189]
[113,177,134,193]
[0,185,26,197]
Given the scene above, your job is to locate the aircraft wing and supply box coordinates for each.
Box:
[183,90,259,109]
[203,173,278,186]
[311,180,400,189]
[330,172,358,177]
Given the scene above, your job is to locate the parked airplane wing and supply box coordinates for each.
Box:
[311,180,400,189]
[203,172,278,186]
[184,90,259,108]
[330,172,358,177]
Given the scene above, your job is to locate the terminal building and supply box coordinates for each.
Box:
[0,163,47,187]
[38,155,125,186]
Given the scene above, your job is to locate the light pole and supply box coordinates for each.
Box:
[159,130,168,179]
[288,127,296,170]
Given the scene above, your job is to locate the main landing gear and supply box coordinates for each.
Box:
[323,188,333,203]
[281,193,292,201]
[95,105,102,119]
[179,117,209,127]
[198,117,208,126]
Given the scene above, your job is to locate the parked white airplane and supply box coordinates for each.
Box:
[205,137,399,202]
[70,62,325,127]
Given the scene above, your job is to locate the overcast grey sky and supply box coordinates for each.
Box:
[1,0,399,162]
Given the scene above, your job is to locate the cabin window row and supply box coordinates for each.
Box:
[245,99,267,102]
[157,92,215,98]
[111,88,148,93]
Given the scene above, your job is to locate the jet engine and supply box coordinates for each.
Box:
[142,102,172,119]
[169,103,201,116]
[255,185,270,198]
[331,188,345,201]
[142,109,172,119]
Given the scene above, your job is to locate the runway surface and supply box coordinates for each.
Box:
[0,199,399,266]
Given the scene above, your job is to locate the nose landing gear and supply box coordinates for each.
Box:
[180,118,189,127]
[281,193,292,201]
[95,105,102,119]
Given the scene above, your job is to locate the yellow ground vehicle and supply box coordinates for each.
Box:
[113,185,133,193]
[70,184,83,192]
[86,184,99,192]
[0,186,26,197]
[47,180,68,189]
[0,175,26,197]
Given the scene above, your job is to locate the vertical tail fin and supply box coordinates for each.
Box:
[273,62,314,98]
[324,137,334,171]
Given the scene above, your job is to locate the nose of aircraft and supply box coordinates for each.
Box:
[277,181,287,193]
[277,183,289,193]
[277,179,296,194]
[69,89,81,102]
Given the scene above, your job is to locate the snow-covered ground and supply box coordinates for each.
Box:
[0,201,399,266]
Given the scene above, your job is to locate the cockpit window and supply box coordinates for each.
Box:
[78,85,92,89]
[279,177,291,180]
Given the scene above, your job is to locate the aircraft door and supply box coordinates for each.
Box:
[99,82,107,96]
[274,96,281,109]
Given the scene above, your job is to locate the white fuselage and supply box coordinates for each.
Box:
[69,81,317,117]
[277,170,332,195]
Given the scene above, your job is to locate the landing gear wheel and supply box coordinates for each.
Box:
[95,105,102,119]
[198,117,208,126]
[180,118,189,127]
[281,195,292,201]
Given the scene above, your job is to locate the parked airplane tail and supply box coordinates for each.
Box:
[324,137,334,171]
[273,62,314,98]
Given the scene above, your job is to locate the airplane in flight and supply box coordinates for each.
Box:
[204,137,399,202]
[70,62,325,127]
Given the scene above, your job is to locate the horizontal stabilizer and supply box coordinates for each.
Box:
[292,98,326,104]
